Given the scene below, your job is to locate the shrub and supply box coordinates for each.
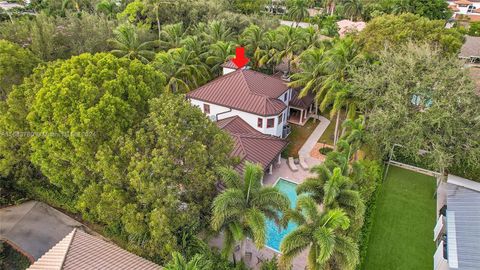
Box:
[319,147,333,155]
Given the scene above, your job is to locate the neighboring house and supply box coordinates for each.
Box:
[27,228,162,270]
[0,201,83,262]
[336,20,366,38]
[448,0,480,23]
[434,175,480,270]
[217,116,287,174]
[459,35,480,63]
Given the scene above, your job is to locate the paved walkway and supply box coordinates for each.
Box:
[298,115,330,157]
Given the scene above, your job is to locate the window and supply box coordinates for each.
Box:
[278,113,283,125]
[257,118,263,128]
[283,93,287,102]
[267,118,275,128]
[203,104,210,114]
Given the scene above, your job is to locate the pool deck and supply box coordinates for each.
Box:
[208,118,328,269]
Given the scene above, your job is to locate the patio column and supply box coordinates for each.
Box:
[299,109,303,124]
[278,154,281,164]
[269,164,273,175]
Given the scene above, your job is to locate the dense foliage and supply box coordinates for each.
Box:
[351,43,480,177]
[360,0,451,20]
[357,13,464,55]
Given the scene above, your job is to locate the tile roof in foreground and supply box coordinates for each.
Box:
[217,116,288,172]
[27,229,161,270]
[187,69,288,116]
[460,36,480,58]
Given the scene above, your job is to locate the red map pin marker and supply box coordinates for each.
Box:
[232,47,250,69]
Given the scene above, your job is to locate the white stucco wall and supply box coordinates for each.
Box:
[448,1,480,15]
[190,98,288,138]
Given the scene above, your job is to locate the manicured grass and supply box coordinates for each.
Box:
[363,166,436,270]
[283,119,319,158]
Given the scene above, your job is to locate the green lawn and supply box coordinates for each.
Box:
[363,166,436,270]
[283,119,319,158]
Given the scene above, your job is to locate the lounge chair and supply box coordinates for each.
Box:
[288,157,298,171]
[299,156,309,170]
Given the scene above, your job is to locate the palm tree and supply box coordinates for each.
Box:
[159,22,187,50]
[108,23,157,63]
[96,0,117,18]
[324,0,337,15]
[201,20,234,44]
[211,163,290,261]
[240,24,266,68]
[296,166,364,220]
[271,26,306,75]
[180,36,207,57]
[165,252,211,270]
[286,0,311,26]
[280,195,358,270]
[204,41,235,76]
[343,0,363,21]
[154,48,210,93]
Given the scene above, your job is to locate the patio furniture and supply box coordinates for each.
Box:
[288,157,298,171]
[299,156,309,170]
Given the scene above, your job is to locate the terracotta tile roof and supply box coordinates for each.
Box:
[456,13,480,21]
[220,59,238,69]
[27,229,161,270]
[460,36,480,58]
[449,4,460,11]
[187,69,288,116]
[217,116,288,172]
[289,89,314,109]
[469,67,480,95]
[455,0,472,4]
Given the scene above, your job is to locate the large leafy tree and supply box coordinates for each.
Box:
[351,43,480,179]
[356,13,463,56]
[0,40,40,100]
[211,163,290,260]
[22,53,165,194]
[280,196,358,270]
[80,95,233,260]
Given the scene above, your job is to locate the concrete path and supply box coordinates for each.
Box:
[298,115,330,157]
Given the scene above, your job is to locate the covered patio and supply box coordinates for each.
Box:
[288,89,317,126]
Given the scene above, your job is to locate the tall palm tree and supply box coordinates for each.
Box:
[203,41,235,76]
[96,0,117,18]
[343,0,363,21]
[211,163,290,261]
[286,0,311,26]
[159,22,187,50]
[271,26,306,75]
[296,166,364,220]
[165,252,211,270]
[201,20,234,44]
[154,48,210,93]
[324,0,337,15]
[180,36,207,57]
[240,24,265,68]
[108,23,157,63]
[280,196,358,270]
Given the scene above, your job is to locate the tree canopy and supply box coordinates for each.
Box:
[0,40,40,100]
[356,13,464,56]
[351,43,480,177]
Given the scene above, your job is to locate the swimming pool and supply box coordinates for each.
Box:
[265,178,299,252]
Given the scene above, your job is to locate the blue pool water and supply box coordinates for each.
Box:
[265,178,299,251]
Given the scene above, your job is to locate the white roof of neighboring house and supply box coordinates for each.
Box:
[446,175,480,270]
[336,20,366,37]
